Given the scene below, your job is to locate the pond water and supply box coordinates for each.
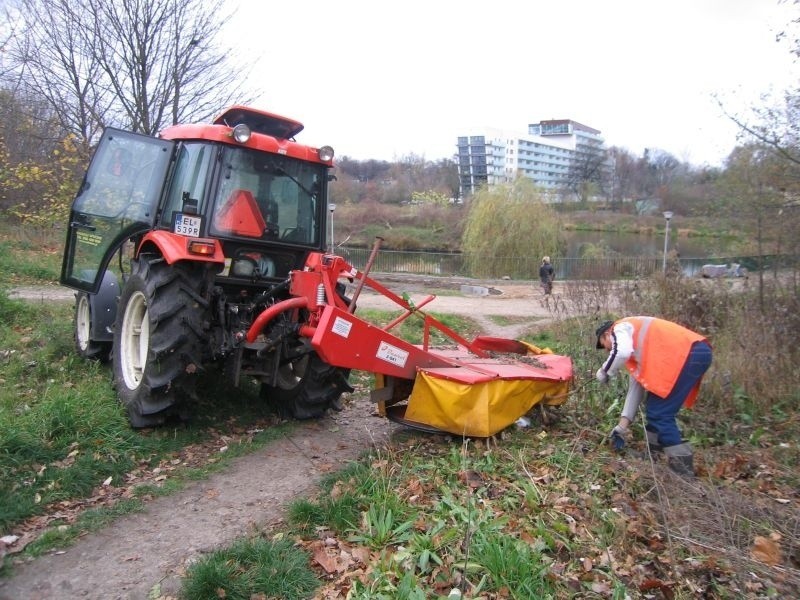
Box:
[562,230,738,259]
[341,231,751,279]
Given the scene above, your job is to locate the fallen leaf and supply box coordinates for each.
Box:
[591,580,611,594]
[639,578,674,599]
[458,470,483,488]
[312,542,340,573]
[751,535,781,566]
[351,545,371,564]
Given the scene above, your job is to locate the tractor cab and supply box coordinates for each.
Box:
[61,108,333,295]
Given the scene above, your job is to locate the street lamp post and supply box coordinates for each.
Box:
[662,210,673,274]
[329,203,336,253]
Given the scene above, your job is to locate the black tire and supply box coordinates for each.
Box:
[74,292,112,362]
[112,258,209,428]
[260,351,352,420]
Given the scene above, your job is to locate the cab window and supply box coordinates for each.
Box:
[209,147,323,245]
[160,143,214,228]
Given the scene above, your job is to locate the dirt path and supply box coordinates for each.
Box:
[2,277,561,599]
[0,397,401,600]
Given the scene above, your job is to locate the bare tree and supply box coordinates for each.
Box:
[0,0,20,80]
[606,146,640,208]
[7,0,254,143]
[7,0,111,148]
[720,93,800,168]
[718,2,800,166]
[563,145,610,203]
[718,143,798,308]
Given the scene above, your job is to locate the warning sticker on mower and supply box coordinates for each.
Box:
[332,316,353,338]
[376,342,409,368]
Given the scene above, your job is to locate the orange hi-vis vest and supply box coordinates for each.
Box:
[617,316,708,407]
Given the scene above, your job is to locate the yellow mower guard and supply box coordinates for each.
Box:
[403,371,570,438]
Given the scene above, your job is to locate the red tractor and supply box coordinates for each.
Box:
[61,106,572,434]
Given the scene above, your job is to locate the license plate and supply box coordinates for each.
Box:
[174,213,201,237]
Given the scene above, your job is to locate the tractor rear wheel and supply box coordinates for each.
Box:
[260,351,352,419]
[74,292,112,362]
[112,258,208,427]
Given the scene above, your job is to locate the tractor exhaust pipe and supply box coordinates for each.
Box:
[348,236,383,314]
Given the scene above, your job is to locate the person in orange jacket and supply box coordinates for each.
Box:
[594,317,712,477]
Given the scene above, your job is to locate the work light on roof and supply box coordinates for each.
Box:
[318,146,334,161]
[231,124,251,143]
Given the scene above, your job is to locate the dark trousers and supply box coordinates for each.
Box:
[645,341,712,447]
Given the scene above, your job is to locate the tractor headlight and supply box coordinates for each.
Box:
[318,145,334,161]
[231,124,251,143]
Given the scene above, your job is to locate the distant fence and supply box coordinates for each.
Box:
[337,247,798,280]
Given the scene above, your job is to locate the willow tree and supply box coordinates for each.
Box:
[461,178,565,278]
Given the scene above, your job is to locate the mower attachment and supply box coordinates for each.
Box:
[247,248,574,438]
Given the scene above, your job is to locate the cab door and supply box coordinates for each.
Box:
[61,128,174,293]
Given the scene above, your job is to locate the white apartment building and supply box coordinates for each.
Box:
[456,119,607,199]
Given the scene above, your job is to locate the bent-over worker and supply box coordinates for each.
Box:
[594,317,712,477]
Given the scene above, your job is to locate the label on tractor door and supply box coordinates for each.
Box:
[174,213,202,237]
[376,341,409,368]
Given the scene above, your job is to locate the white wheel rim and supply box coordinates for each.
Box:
[76,295,91,351]
[120,291,149,390]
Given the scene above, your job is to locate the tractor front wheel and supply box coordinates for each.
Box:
[74,292,112,362]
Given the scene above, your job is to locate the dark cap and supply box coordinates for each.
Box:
[595,320,614,349]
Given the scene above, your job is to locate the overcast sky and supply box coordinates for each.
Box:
[228,0,798,167]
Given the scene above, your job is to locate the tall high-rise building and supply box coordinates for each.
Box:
[456,119,607,199]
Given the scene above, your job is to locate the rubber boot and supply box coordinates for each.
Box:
[663,443,695,478]
[646,430,663,455]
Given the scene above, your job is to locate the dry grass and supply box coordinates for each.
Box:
[634,458,800,594]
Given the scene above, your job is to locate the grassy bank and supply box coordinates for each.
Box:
[0,292,304,557]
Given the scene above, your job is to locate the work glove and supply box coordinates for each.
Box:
[595,368,609,384]
[609,425,627,451]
